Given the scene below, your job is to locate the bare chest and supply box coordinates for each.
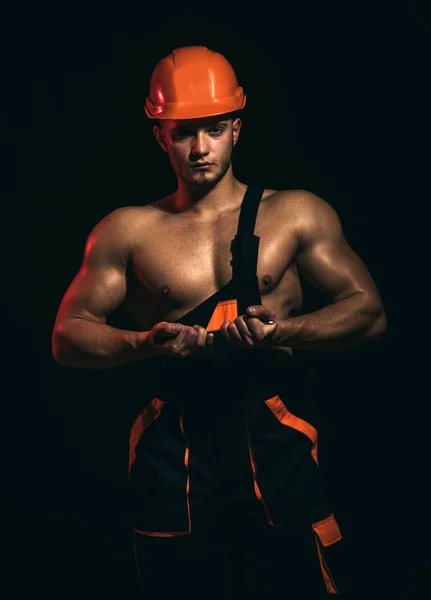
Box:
[127,204,302,324]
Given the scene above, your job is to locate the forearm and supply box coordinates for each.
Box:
[273,293,387,351]
[52,318,156,369]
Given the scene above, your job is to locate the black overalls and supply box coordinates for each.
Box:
[129,186,351,599]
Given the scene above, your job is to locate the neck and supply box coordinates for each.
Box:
[173,167,246,217]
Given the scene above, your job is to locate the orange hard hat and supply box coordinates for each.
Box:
[145,46,246,120]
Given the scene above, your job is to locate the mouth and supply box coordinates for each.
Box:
[190,162,213,170]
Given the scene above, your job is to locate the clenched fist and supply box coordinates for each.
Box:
[219,305,279,348]
[147,322,214,358]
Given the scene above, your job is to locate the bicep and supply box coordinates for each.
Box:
[55,221,128,326]
[56,263,127,325]
[295,196,382,304]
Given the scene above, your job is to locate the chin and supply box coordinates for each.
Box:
[186,171,221,187]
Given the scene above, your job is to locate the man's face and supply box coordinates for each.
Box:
[154,114,241,188]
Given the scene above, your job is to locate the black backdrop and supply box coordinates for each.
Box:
[2,4,429,599]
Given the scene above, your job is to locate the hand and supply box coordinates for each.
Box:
[219,305,278,348]
[147,322,214,358]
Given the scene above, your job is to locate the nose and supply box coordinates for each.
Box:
[190,131,210,158]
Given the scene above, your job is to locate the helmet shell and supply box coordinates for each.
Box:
[145,46,246,120]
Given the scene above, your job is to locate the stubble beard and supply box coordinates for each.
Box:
[176,148,233,190]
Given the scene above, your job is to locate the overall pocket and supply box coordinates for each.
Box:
[312,512,352,596]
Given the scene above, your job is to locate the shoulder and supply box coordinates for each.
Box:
[92,204,155,230]
[88,203,159,242]
[264,188,334,213]
[83,204,158,261]
[262,189,344,250]
[267,188,341,229]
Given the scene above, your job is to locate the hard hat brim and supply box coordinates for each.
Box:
[145,96,246,120]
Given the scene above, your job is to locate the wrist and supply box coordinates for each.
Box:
[271,319,296,346]
[134,331,162,359]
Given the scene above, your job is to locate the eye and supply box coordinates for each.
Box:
[174,130,192,139]
[209,127,224,135]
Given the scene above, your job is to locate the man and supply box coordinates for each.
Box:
[52,46,386,598]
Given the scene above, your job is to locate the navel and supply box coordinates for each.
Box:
[262,274,273,286]
[160,285,171,296]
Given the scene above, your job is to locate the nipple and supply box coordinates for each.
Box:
[263,274,272,286]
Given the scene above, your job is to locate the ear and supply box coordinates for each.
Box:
[153,124,168,152]
[232,117,242,147]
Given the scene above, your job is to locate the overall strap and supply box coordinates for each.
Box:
[231,185,265,314]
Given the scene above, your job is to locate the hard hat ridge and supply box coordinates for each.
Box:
[145,46,246,120]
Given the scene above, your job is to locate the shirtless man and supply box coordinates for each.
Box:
[53,46,386,599]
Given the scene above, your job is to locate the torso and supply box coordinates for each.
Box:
[121,185,305,341]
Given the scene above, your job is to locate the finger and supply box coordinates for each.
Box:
[257,321,278,344]
[165,322,185,335]
[171,327,196,358]
[153,322,183,344]
[226,320,248,346]
[219,319,230,339]
[220,319,251,346]
[183,326,199,349]
[244,316,266,342]
[168,326,191,347]
[246,305,276,321]
[234,316,255,346]
[192,325,207,350]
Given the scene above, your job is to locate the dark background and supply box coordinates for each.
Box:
[2,3,429,599]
